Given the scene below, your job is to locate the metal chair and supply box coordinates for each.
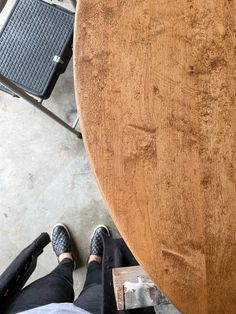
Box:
[0,0,81,138]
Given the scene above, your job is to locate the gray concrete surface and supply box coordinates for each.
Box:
[0,0,120,296]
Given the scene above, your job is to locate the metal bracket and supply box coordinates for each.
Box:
[53,56,64,64]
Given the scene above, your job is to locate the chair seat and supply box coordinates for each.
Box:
[0,0,74,99]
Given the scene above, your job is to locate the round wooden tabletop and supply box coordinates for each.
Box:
[74,1,236,312]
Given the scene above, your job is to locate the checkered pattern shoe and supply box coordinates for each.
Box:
[51,223,71,257]
[90,225,110,257]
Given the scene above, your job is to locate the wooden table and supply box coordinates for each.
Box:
[74,1,236,313]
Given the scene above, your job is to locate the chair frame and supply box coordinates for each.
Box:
[0,73,82,138]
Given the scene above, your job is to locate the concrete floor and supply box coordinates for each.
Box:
[0,0,120,296]
[0,1,179,313]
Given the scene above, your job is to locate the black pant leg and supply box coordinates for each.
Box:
[82,261,102,289]
[5,258,74,314]
[74,261,102,314]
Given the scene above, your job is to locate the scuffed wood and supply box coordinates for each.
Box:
[74,1,236,312]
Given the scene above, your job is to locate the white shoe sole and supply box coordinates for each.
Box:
[91,224,110,239]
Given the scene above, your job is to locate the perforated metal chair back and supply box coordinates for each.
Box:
[0,0,81,137]
[0,0,74,99]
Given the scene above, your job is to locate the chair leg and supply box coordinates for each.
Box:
[36,101,82,138]
[0,74,82,139]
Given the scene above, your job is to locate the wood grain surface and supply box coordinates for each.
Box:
[73,1,236,313]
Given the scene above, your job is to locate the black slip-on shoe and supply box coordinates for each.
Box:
[90,225,110,257]
[51,223,71,258]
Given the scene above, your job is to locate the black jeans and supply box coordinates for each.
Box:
[5,259,102,314]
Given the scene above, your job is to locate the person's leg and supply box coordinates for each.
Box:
[74,225,110,314]
[5,224,75,314]
[82,260,102,289]
[74,261,102,313]
[5,258,74,314]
